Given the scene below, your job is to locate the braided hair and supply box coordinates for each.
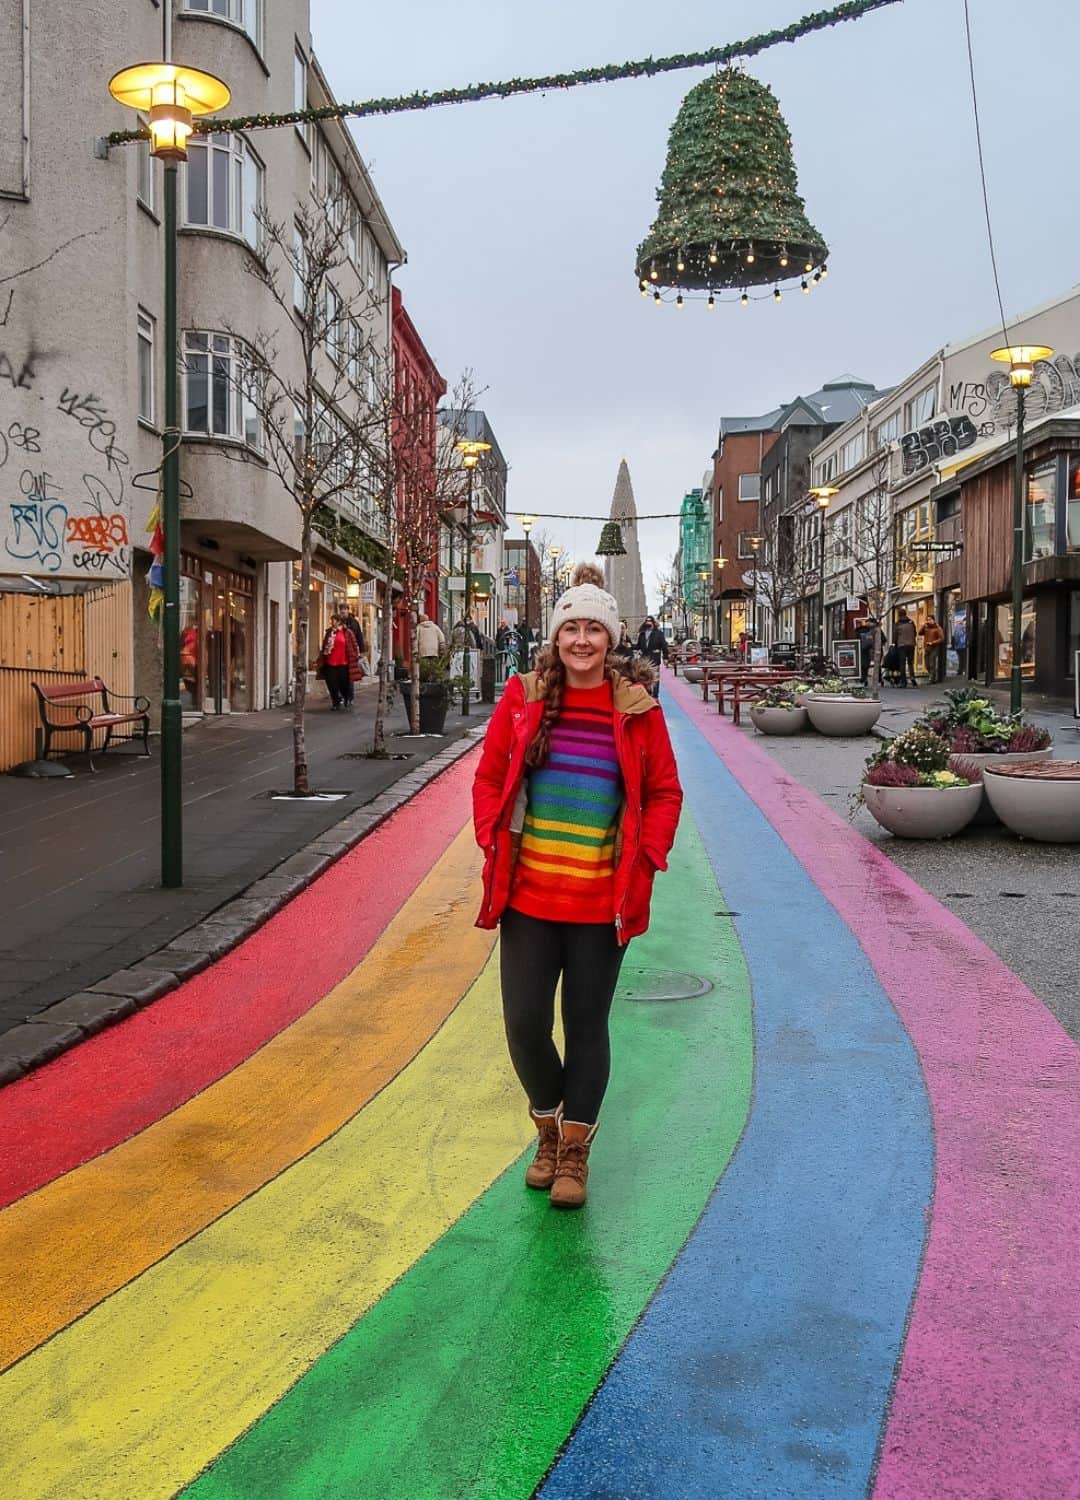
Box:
[525,564,653,768]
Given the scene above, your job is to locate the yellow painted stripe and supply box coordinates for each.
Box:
[527,816,615,838]
[0,825,493,1373]
[0,948,531,1500]
[521,836,612,863]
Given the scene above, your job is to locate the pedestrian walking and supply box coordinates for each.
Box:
[856,618,884,685]
[417,612,446,659]
[920,611,945,684]
[611,619,635,667]
[635,614,668,699]
[317,611,362,710]
[893,608,917,686]
[473,563,683,1210]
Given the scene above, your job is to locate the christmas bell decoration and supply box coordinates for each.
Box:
[596,521,627,557]
[635,69,828,299]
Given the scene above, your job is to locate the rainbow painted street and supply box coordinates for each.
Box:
[2,671,1077,1499]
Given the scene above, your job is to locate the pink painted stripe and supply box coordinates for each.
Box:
[667,672,1080,1496]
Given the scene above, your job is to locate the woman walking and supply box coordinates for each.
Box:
[319,610,362,710]
[473,564,682,1209]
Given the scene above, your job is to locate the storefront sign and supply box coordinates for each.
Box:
[824,570,853,606]
[359,580,376,604]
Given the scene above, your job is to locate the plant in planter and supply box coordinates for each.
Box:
[748,685,809,736]
[805,676,881,736]
[856,728,983,838]
[982,760,1080,842]
[400,653,453,734]
[917,688,1052,821]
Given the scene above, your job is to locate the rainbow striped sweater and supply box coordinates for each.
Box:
[508,682,624,924]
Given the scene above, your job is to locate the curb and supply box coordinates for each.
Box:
[0,727,487,1088]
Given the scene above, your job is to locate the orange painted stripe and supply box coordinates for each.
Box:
[0,825,492,1373]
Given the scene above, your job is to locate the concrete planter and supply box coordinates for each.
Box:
[683,665,704,683]
[862,781,982,839]
[983,762,1080,842]
[749,704,809,735]
[805,695,882,736]
[958,748,1054,824]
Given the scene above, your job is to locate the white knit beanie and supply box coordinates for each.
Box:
[547,563,620,648]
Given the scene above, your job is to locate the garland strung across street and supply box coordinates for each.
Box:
[105,0,903,146]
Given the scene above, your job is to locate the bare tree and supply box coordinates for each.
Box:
[846,449,923,686]
[755,504,819,645]
[216,192,394,790]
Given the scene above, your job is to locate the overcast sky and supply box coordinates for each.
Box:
[312,0,1079,605]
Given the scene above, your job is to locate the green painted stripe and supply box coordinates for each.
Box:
[523,825,615,850]
[184,814,753,1500]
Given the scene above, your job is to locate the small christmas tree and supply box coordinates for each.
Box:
[636,69,827,293]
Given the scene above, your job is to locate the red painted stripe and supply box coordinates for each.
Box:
[0,754,477,1208]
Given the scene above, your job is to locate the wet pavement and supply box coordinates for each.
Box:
[0,670,1076,1498]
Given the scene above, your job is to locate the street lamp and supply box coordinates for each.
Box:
[108,61,230,887]
[747,534,764,648]
[808,485,839,657]
[990,343,1054,712]
[517,514,537,671]
[713,555,727,643]
[548,545,563,626]
[455,438,492,714]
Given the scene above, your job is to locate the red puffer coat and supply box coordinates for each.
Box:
[472,672,683,944]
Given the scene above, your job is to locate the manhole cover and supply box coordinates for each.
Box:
[620,967,713,1003]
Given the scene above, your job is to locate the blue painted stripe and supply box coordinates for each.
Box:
[540,694,933,1500]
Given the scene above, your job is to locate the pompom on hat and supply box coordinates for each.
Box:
[547,562,620,648]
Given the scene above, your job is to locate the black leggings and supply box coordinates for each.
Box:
[499,908,627,1125]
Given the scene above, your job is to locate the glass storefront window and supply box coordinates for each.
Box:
[993,601,1036,680]
[1068,591,1080,678]
[1068,460,1080,553]
[179,576,200,711]
[1024,463,1056,561]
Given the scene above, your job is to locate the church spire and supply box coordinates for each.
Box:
[602,460,648,634]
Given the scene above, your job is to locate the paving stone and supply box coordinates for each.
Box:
[162,921,249,961]
[271,850,334,885]
[0,1021,85,1084]
[138,949,210,979]
[36,991,141,1036]
[202,895,286,929]
[87,965,177,1004]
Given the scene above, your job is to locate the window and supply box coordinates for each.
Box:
[184,0,259,47]
[347,320,364,388]
[839,432,865,473]
[738,472,760,502]
[348,203,362,268]
[738,530,762,560]
[872,411,901,449]
[904,384,937,430]
[1068,591,1080,676]
[325,283,344,364]
[294,46,307,114]
[182,332,261,449]
[1024,462,1056,561]
[137,309,155,423]
[813,453,838,487]
[136,128,155,212]
[894,498,933,586]
[185,133,264,249]
[1068,459,1080,552]
[994,600,1036,680]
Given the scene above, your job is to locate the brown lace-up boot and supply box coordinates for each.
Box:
[525,1107,560,1189]
[550,1112,598,1209]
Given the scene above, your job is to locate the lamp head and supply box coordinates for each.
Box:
[517,513,537,536]
[990,344,1054,390]
[109,62,230,160]
[456,438,492,470]
[809,485,839,507]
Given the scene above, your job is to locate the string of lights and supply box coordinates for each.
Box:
[641,262,829,307]
[105,0,903,146]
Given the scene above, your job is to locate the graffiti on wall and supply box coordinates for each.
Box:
[0,348,131,578]
[900,350,1080,477]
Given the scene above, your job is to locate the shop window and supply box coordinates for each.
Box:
[1068,591,1080,677]
[993,601,1036,680]
[1024,463,1056,561]
[1068,459,1080,553]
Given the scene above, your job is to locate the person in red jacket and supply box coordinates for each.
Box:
[472,562,683,1209]
[319,611,362,710]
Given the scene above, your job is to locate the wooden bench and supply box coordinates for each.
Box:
[32,678,151,772]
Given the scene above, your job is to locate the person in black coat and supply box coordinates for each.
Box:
[635,616,668,699]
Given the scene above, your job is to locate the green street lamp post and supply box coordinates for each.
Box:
[517,514,537,671]
[109,61,231,887]
[990,344,1053,713]
[808,485,838,657]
